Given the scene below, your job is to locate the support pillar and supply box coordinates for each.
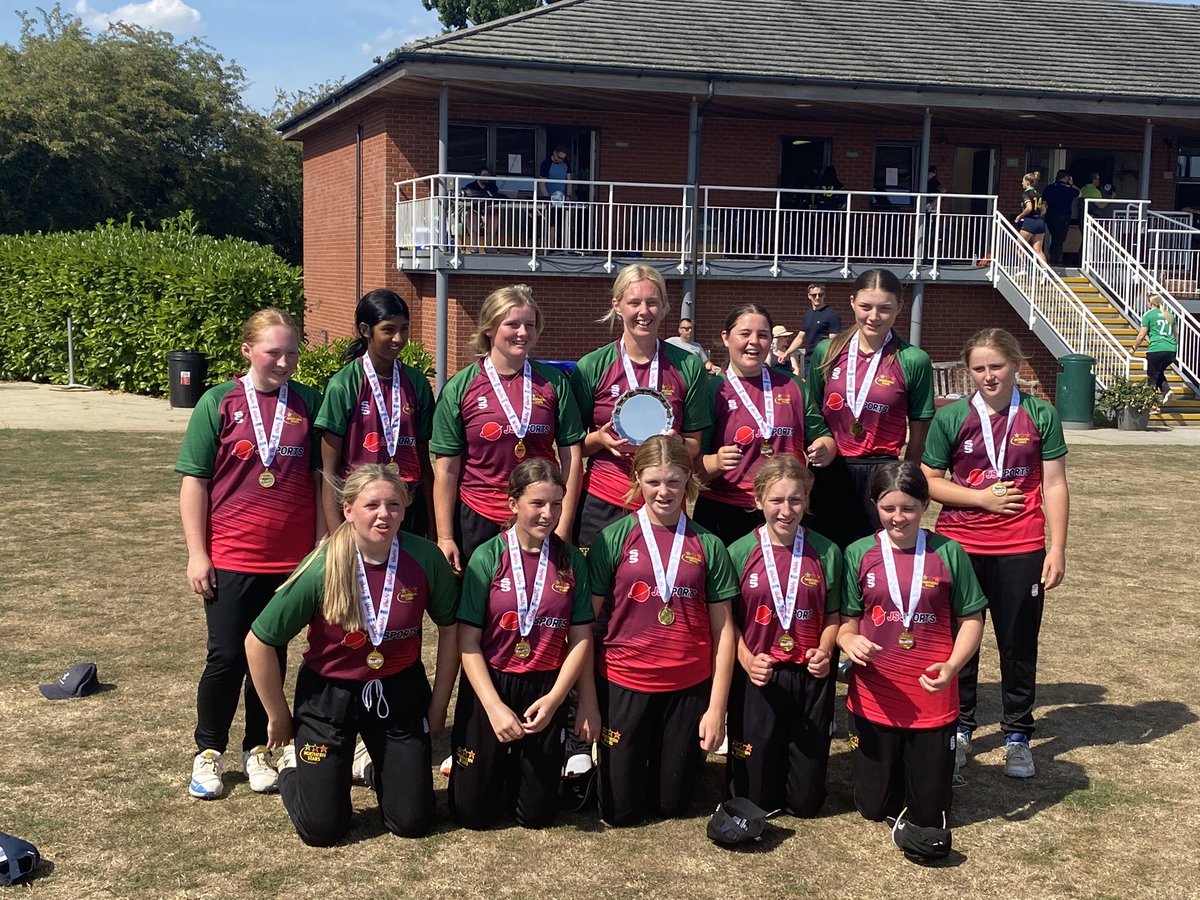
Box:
[682,96,700,321]
[436,86,449,394]
[1140,118,1153,200]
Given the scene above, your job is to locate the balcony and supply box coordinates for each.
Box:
[395,175,999,283]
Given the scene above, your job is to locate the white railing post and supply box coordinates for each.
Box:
[841,193,853,278]
[931,194,943,280]
[529,184,540,272]
[700,188,711,274]
[769,189,782,276]
[910,193,923,280]
[604,183,615,273]
[678,186,690,274]
[450,177,462,269]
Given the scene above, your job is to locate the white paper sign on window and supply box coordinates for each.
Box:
[508,154,522,174]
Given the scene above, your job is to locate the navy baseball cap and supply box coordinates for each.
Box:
[39,662,100,700]
[0,831,40,885]
[707,797,769,846]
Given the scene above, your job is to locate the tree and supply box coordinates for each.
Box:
[0,6,302,262]
[420,0,551,32]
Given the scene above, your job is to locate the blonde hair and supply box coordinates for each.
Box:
[1147,294,1174,326]
[1023,172,1040,187]
[242,308,299,346]
[598,264,670,329]
[470,284,543,357]
[752,455,813,504]
[962,328,1027,367]
[623,433,701,507]
[280,464,411,632]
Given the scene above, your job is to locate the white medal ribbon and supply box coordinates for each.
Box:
[845,330,892,423]
[726,365,775,439]
[971,387,1020,481]
[757,525,805,632]
[484,357,533,441]
[618,339,660,391]
[354,536,400,649]
[506,527,550,638]
[636,507,687,611]
[878,529,926,630]
[241,375,288,468]
[361,355,403,459]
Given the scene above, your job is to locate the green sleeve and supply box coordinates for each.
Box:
[537,362,586,446]
[726,530,757,575]
[898,343,936,421]
[251,549,325,645]
[921,401,969,470]
[699,374,723,453]
[796,370,831,440]
[807,339,830,400]
[567,546,595,624]
[700,530,740,603]
[676,348,713,433]
[290,380,325,471]
[408,363,435,443]
[175,381,235,478]
[807,529,844,614]
[588,518,630,598]
[1027,396,1067,461]
[840,538,872,617]
[312,361,359,437]
[932,536,988,617]
[569,347,606,427]
[407,535,459,626]
[1140,310,1153,328]
[457,535,501,627]
[429,365,473,456]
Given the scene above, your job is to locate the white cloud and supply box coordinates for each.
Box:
[75,0,203,35]
[359,14,439,59]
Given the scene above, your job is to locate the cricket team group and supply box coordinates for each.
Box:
[176,262,1068,860]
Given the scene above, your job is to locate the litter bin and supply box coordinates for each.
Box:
[1055,353,1095,430]
[167,350,207,409]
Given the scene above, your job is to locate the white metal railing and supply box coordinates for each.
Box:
[395,175,996,276]
[1083,212,1199,390]
[1086,201,1200,302]
[992,210,1136,388]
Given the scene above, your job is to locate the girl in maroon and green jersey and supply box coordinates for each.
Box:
[431,284,585,573]
[725,456,841,816]
[806,269,935,549]
[315,289,434,538]
[449,459,595,829]
[176,308,324,800]
[586,434,738,826]
[569,264,711,550]
[921,328,1069,779]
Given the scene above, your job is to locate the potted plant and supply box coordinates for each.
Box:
[1096,377,1164,431]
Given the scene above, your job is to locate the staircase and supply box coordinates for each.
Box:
[1062,275,1200,425]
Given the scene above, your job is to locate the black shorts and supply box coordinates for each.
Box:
[573,491,629,552]
[809,454,896,549]
[691,495,765,547]
[454,499,504,567]
[849,714,955,827]
[1018,217,1046,236]
[401,488,430,538]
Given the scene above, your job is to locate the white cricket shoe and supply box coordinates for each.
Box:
[243,746,279,794]
[189,749,225,799]
[1004,739,1035,778]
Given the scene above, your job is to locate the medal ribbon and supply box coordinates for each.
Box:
[636,507,687,611]
[505,528,551,638]
[484,357,533,442]
[757,525,805,632]
[240,375,288,468]
[845,330,892,423]
[878,529,926,630]
[618,339,660,391]
[362,354,402,459]
[971,387,1020,482]
[354,536,400,649]
[726,365,775,439]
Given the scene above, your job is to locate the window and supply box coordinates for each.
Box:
[872,142,919,207]
[447,121,598,199]
[447,124,488,176]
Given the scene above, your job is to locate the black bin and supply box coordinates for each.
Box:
[167,350,207,408]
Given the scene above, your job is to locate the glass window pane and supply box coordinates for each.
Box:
[448,124,488,176]
[496,127,536,195]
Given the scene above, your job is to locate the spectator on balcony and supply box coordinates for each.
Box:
[815,166,846,210]
[461,168,501,252]
[666,318,721,375]
[1078,172,1103,218]
[1132,294,1178,405]
[1014,172,1047,262]
[784,284,842,378]
[537,145,572,251]
[1042,170,1079,266]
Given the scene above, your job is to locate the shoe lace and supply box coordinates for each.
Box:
[247,749,269,771]
[197,753,219,777]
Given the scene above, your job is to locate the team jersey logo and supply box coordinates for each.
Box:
[299,743,328,764]
[825,392,845,411]
[754,605,773,625]
[921,575,939,590]
[477,396,489,409]
[832,366,842,380]
[733,425,756,446]
[601,726,622,747]
[455,748,476,767]
[748,573,759,589]
[395,585,416,603]
[629,581,651,602]
[966,468,986,486]
[552,579,572,593]
[285,410,303,425]
[727,398,738,410]
[403,402,414,415]
[874,374,896,387]
[681,551,703,566]
[627,549,640,564]
[532,393,548,406]
[232,439,255,461]
[233,410,245,424]
[277,445,305,457]
[871,605,887,627]
[848,732,860,751]
[866,572,876,589]
[963,439,974,454]
[609,384,622,398]
[360,401,371,416]
[480,422,504,441]
[1011,432,1032,446]
[341,631,368,649]
[499,611,520,630]
[774,393,791,404]
[801,571,820,587]
[730,740,753,759]
[499,577,512,593]
[661,385,675,397]
[363,432,382,452]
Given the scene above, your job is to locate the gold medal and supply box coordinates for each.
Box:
[514,440,527,459]
[991,482,1008,497]
[849,419,865,438]
[258,470,276,489]
[897,631,915,650]
[366,647,386,669]
[514,639,532,660]
[385,460,400,475]
[760,442,774,458]
[778,633,795,652]
[658,605,675,626]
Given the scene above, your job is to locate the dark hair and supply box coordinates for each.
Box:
[869,461,929,505]
[506,458,572,573]
[819,268,904,380]
[722,303,774,335]
[344,289,411,361]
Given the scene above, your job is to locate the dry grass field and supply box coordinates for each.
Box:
[1,430,1197,899]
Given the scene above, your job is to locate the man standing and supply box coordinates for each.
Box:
[666,318,721,375]
[1078,172,1102,219]
[784,284,842,378]
[1042,170,1079,266]
[538,145,571,250]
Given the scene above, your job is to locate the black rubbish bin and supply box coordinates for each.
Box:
[167,350,207,409]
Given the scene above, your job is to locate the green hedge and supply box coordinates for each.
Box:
[0,214,303,395]
[293,338,437,394]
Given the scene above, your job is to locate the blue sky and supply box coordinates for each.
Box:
[0,0,444,112]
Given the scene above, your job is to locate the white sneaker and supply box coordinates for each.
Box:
[243,746,279,794]
[189,749,225,799]
[277,745,296,772]
[351,739,372,786]
[955,730,972,770]
[1004,740,1035,778]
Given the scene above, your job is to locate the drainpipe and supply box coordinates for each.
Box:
[683,82,715,322]
[909,109,932,348]
[355,124,363,303]
[1140,118,1153,200]
[436,85,449,394]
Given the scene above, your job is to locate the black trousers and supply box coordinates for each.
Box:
[572,490,629,552]
[401,489,430,538]
[453,499,503,568]
[1146,351,1176,394]
[957,549,1046,737]
[448,668,567,829]
[597,676,710,827]
[809,455,894,549]
[1046,217,1071,264]
[726,663,835,817]
[277,664,434,846]
[850,714,955,828]
[691,495,765,547]
[195,569,286,754]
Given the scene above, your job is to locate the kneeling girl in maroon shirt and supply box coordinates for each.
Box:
[449,459,596,828]
[245,465,459,845]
